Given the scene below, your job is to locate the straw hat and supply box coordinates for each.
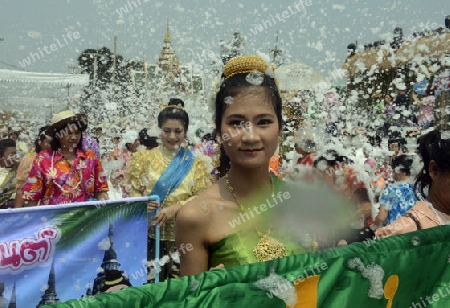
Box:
[46,110,88,137]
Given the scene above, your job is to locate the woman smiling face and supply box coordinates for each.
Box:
[160,119,186,150]
[57,124,82,152]
[219,87,280,171]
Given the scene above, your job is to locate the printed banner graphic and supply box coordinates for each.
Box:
[0,198,148,307]
[42,226,450,308]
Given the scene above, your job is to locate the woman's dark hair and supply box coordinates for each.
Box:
[388,134,407,153]
[50,123,83,151]
[202,133,216,142]
[391,155,413,176]
[0,139,16,157]
[139,128,159,149]
[157,98,189,132]
[215,71,282,177]
[388,136,406,148]
[414,130,450,198]
[9,131,19,138]
[313,149,352,169]
[35,126,50,153]
[351,187,371,204]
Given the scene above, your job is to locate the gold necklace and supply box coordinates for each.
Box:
[225,173,275,211]
[225,173,287,262]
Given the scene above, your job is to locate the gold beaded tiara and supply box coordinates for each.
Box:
[223,55,269,80]
[160,103,185,111]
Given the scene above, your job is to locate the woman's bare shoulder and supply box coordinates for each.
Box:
[177,184,222,228]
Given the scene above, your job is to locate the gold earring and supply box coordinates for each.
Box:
[278,136,283,167]
[213,140,221,169]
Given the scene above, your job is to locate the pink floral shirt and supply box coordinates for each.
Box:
[417,95,435,126]
[22,149,108,205]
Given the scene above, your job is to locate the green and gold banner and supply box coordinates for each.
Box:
[43,225,450,308]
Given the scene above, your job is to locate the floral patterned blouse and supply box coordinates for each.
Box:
[417,95,435,127]
[22,149,108,205]
[379,182,417,225]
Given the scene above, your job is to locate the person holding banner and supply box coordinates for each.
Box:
[176,55,308,276]
[22,110,109,206]
[125,98,213,282]
[376,130,450,238]
[14,126,51,208]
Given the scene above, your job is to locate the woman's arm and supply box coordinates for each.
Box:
[95,191,109,200]
[412,93,422,105]
[176,201,210,276]
[374,205,388,226]
[93,157,109,197]
[14,189,25,208]
[24,200,38,207]
[22,155,45,205]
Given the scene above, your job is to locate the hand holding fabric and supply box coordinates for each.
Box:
[209,264,225,271]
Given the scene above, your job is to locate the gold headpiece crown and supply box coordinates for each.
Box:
[223,55,269,80]
[160,103,185,111]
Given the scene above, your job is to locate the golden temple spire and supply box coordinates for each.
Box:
[158,18,179,72]
[164,18,171,43]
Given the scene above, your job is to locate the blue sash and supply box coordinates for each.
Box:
[149,147,194,208]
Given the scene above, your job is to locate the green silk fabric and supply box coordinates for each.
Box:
[209,175,308,268]
[44,226,450,308]
[209,231,308,268]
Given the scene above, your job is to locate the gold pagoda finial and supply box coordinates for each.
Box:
[164,18,171,43]
[158,18,179,73]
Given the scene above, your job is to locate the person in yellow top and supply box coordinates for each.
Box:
[125,98,213,282]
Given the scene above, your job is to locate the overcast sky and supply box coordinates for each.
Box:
[0,0,448,79]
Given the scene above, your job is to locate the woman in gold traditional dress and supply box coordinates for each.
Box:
[125,98,212,282]
[176,55,308,276]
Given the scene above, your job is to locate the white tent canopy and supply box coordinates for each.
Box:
[0,69,89,85]
[274,62,328,91]
[0,69,90,119]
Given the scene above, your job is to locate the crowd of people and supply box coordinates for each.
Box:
[0,55,449,294]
